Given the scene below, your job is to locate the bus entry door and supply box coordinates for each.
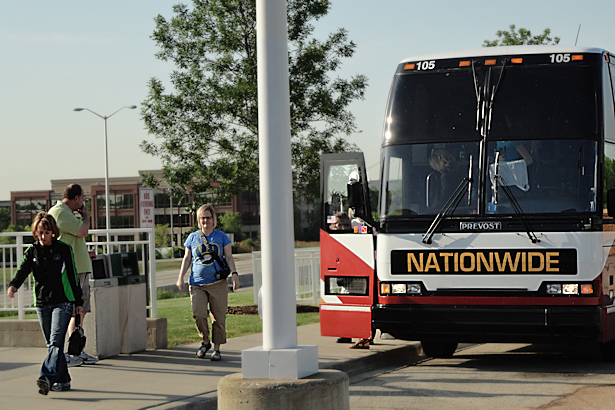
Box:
[319,152,374,339]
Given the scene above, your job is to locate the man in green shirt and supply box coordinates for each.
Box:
[49,184,98,365]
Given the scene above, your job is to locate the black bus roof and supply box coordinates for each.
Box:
[399,45,610,65]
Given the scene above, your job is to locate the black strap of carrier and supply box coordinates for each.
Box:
[198,230,231,278]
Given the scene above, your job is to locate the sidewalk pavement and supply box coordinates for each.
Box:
[0,323,421,410]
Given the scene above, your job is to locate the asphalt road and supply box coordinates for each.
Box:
[155,254,253,289]
[348,342,615,410]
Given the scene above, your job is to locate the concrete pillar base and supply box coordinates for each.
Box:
[242,345,318,379]
[146,317,167,349]
[217,369,349,410]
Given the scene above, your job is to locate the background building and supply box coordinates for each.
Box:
[9,170,260,245]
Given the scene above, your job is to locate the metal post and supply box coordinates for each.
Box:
[16,235,24,320]
[104,117,111,252]
[169,191,174,247]
[73,105,137,254]
[148,228,157,318]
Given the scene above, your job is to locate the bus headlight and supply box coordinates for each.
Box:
[580,284,594,295]
[545,283,594,296]
[546,284,562,294]
[380,282,422,295]
[408,284,422,294]
[392,284,406,294]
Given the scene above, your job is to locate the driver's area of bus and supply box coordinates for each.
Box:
[381,139,597,218]
[382,142,479,218]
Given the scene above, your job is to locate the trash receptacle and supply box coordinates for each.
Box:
[84,254,120,359]
[110,252,147,354]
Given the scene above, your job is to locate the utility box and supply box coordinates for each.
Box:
[109,252,139,276]
[109,252,145,285]
[92,254,110,279]
[118,282,147,353]
[85,277,120,359]
[109,252,147,353]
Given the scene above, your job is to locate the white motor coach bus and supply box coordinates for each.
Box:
[320,46,615,359]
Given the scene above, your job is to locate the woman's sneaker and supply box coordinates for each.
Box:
[65,353,82,368]
[51,382,71,392]
[78,351,99,365]
[37,376,50,395]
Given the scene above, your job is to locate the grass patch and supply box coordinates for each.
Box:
[0,311,38,319]
[158,290,319,347]
[155,260,183,271]
[157,289,188,300]
[295,241,319,248]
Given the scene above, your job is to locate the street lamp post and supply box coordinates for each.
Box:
[73,105,137,252]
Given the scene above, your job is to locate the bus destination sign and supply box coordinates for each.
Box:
[391,249,577,275]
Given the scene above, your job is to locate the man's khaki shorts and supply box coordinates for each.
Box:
[74,272,91,315]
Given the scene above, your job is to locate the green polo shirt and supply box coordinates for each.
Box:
[48,200,92,274]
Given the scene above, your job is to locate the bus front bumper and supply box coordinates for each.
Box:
[373,304,602,343]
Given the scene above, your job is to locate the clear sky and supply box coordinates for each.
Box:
[2,0,614,200]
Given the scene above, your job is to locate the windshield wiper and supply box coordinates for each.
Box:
[423,177,471,244]
[491,157,540,244]
[494,176,540,243]
[472,61,482,132]
[485,60,506,132]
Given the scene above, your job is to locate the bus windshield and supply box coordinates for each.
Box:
[382,139,597,217]
[384,56,600,144]
[381,52,601,218]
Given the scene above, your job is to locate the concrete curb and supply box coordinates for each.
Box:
[157,341,423,410]
[323,341,423,378]
[147,391,218,410]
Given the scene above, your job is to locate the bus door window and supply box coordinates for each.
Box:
[609,58,615,114]
[605,143,615,211]
[325,163,358,233]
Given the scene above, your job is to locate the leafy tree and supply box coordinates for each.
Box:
[218,212,243,241]
[155,224,172,248]
[0,224,29,248]
[604,157,615,208]
[368,185,379,221]
[483,24,560,47]
[141,0,366,202]
[0,208,10,231]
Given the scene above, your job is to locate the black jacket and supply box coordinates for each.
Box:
[9,240,83,307]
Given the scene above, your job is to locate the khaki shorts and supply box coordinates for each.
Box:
[74,272,91,314]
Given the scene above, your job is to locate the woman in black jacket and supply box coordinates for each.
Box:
[7,212,83,395]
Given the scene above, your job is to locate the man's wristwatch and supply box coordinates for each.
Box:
[231,272,238,276]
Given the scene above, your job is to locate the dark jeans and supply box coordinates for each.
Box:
[36,302,73,384]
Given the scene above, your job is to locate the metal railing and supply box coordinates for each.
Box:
[0,228,157,319]
[251,247,320,305]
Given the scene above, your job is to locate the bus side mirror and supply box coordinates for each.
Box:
[347,181,364,211]
[608,190,615,217]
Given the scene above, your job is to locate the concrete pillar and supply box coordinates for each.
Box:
[218,370,349,410]
[241,0,318,381]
